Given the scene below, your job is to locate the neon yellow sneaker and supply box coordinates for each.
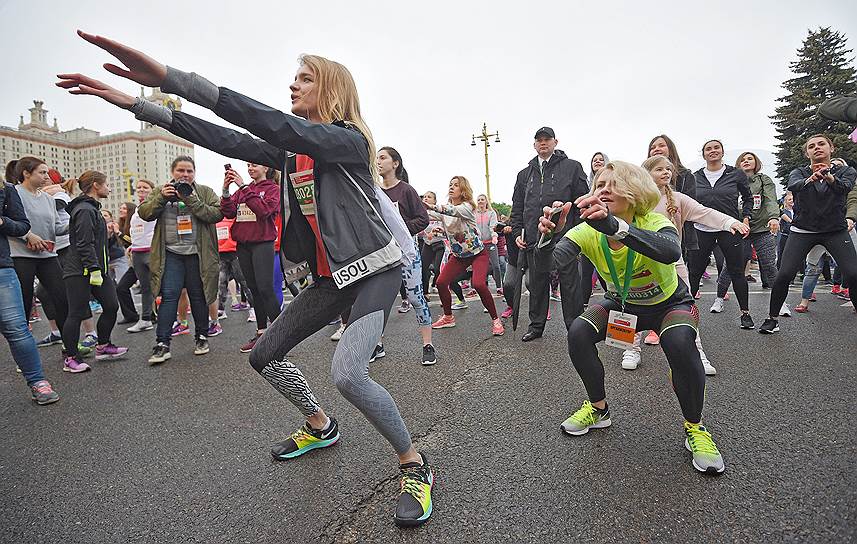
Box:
[395,452,434,527]
[684,421,725,474]
[270,418,340,460]
[560,400,611,436]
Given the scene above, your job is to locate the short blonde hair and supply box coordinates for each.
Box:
[590,160,661,217]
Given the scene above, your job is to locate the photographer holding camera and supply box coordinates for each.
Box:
[138,156,223,363]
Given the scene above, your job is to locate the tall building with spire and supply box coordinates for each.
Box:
[0,89,193,214]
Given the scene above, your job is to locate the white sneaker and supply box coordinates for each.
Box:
[127,320,154,333]
[247,308,256,323]
[699,350,717,376]
[621,350,641,370]
[710,298,725,313]
[451,299,468,310]
[330,323,345,341]
[779,303,792,317]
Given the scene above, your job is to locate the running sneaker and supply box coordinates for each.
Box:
[81,334,98,349]
[758,318,779,334]
[369,343,386,363]
[702,271,711,279]
[501,306,513,319]
[271,418,340,460]
[127,320,153,333]
[451,299,468,310]
[30,380,60,405]
[95,344,128,360]
[397,300,412,313]
[460,281,470,290]
[684,421,725,474]
[550,291,561,302]
[832,284,842,295]
[29,308,41,323]
[170,321,190,336]
[422,344,437,366]
[496,288,504,296]
[395,452,434,527]
[465,289,479,299]
[240,333,262,353]
[561,401,611,435]
[745,274,757,283]
[699,350,716,376]
[330,323,346,341]
[837,288,850,301]
[232,301,251,311]
[194,336,210,355]
[621,350,640,370]
[694,291,701,300]
[37,332,63,347]
[644,331,660,345]
[779,303,792,317]
[76,345,93,358]
[431,314,456,329]
[709,298,725,313]
[491,318,505,336]
[809,293,817,302]
[247,308,257,323]
[217,309,228,320]
[207,321,223,337]
[740,313,755,330]
[794,304,809,313]
[63,356,91,373]
[148,343,171,364]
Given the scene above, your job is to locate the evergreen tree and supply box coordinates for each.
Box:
[772,27,857,186]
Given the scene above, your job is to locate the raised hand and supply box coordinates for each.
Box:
[55,73,136,109]
[76,30,167,87]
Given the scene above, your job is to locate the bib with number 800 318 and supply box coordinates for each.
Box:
[600,232,638,349]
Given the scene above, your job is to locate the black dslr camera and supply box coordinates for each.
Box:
[167,179,193,202]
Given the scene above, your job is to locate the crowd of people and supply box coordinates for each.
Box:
[1,30,855,529]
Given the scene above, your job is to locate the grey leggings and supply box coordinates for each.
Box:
[717,231,778,295]
[248,266,413,454]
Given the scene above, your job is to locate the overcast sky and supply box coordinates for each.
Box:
[2,0,855,201]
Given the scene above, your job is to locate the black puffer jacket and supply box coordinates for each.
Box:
[510,150,589,247]
[62,194,108,278]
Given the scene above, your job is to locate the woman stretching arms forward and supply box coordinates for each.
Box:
[542,160,725,474]
[58,31,434,527]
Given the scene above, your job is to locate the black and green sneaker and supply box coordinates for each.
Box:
[395,452,434,527]
[271,417,340,460]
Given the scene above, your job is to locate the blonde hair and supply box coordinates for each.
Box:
[590,161,661,217]
[450,176,476,209]
[299,54,377,182]
[641,155,678,220]
[476,193,494,212]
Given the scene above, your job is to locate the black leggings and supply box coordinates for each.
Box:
[13,257,68,340]
[421,242,445,294]
[769,229,857,316]
[569,298,705,423]
[688,230,749,312]
[237,241,281,330]
[63,273,120,356]
[117,251,155,321]
[248,266,413,454]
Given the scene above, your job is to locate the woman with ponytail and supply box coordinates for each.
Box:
[61,170,128,372]
[59,32,434,527]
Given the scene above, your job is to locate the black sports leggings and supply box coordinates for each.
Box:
[248,266,413,454]
[688,230,749,311]
[237,241,281,330]
[421,242,445,294]
[769,229,857,316]
[63,273,120,357]
[569,298,705,423]
[13,257,68,341]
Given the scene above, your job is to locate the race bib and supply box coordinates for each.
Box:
[605,310,637,349]
[236,203,257,222]
[216,225,229,241]
[752,194,762,210]
[177,214,193,235]
[289,169,316,217]
[131,222,145,238]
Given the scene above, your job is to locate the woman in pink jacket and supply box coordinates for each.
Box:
[620,155,749,375]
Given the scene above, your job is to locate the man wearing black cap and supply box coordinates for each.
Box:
[509,127,589,341]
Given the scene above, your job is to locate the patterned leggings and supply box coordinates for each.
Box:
[569,298,706,423]
[248,266,414,454]
[401,239,432,328]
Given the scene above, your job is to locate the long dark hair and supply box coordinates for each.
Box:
[118,201,137,238]
[647,135,687,173]
[380,146,409,183]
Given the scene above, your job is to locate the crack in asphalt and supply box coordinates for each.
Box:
[319,337,500,543]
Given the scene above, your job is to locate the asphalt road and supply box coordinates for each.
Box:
[2,276,855,544]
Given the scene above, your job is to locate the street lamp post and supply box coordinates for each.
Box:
[471,122,500,203]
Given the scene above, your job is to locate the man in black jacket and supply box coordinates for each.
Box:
[510,127,589,341]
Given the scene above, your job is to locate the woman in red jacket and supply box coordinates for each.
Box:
[221,163,282,353]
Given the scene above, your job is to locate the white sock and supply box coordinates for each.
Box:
[51,329,60,336]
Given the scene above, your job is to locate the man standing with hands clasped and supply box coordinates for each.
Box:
[510,127,589,341]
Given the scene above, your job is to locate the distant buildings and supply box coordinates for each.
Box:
[0,89,193,213]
